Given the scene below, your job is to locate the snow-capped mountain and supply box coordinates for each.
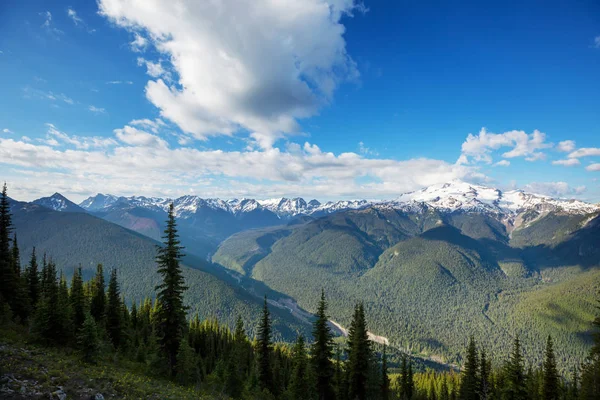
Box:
[32,193,86,213]
[75,180,599,221]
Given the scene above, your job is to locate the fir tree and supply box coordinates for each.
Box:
[334,345,347,400]
[106,268,122,349]
[289,335,311,400]
[256,296,273,393]
[480,348,491,400]
[441,374,450,400]
[11,233,20,276]
[400,354,409,400]
[542,336,559,400]
[58,271,73,343]
[155,203,188,376]
[70,267,86,330]
[347,302,371,400]
[569,366,579,400]
[430,380,438,400]
[0,183,17,313]
[580,297,600,400]
[90,264,106,322]
[77,313,100,363]
[10,233,30,322]
[311,289,334,400]
[175,339,198,385]
[503,336,527,400]
[25,247,40,307]
[459,336,479,400]
[380,346,390,400]
[407,359,414,400]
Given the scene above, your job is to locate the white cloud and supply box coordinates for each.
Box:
[494,160,510,167]
[129,118,165,133]
[115,125,168,148]
[88,105,106,114]
[594,36,600,49]
[67,7,96,33]
[358,141,378,156]
[587,163,600,172]
[23,87,74,105]
[99,0,362,148]
[137,58,167,78]
[39,11,64,38]
[568,148,600,158]
[44,123,116,149]
[556,140,575,152]
[2,128,13,134]
[106,80,133,85]
[552,158,580,167]
[522,182,586,198]
[460,128,552,164]
[130,33,148,52]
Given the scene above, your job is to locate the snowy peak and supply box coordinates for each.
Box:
[33,193,85,213]
[79,193,119,212]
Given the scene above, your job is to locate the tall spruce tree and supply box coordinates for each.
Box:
[256,296,273,393]
[25,247,40,307]
[347,302,371,400]
[289,335,311,400]
[334,345,347,400]
[542,336,559,400]
[459,336,479,400]
[480,348,491,400]
[90,264,106,322]
[311,289,334,400]
[106,268,122,349]
[503,336,527,400]
[77,313,100,363]
[70,267,86,330]
[155,203,188,376]
[0,183,17,312]
[407,358,414,400]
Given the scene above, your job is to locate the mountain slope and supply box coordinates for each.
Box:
[9,199,311,340]
[33,193,86,213]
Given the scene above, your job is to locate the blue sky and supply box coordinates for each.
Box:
[1,0,599,202]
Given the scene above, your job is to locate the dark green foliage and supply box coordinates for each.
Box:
[77,313,100,363]
[24,247,40,307]
[347,302,371,400]
[289,335,312,400]
[311,289,334,400]
[70,267,86,330]
[480,348,491,400]
[381,347,390,400]
[0,183,17,315]
[175,339,198,385]
[257,296,273,392]
[542,336,559,400]
[580,293,600,399]
[90,264,106,322]
[502,336,527,400]
[459,336,479,400]
[32,261,71,344]
[440,374,449,400]
[155,203,188,375]
[106,268,122,349]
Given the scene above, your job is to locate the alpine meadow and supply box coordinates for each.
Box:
[1,1,600,399]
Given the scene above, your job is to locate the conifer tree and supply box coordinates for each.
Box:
[25,247,40,307]
[441,374,450,400]
[430,380,438,400]
[106,268,122,349]
[11,233,20,276]
[459,336,479,400]
[155,203,188,376]
[10,233,30,322]
[78,313,100,363]
[503,336,527,400]
[58,271,73,342]
[580,298,600,400]
[569,366,579,400]
[0,183,17,312]
[289,335,311,400]
[90,264,106,322]
[70,267,86,330]
[480,348,491,400]
[407,358,414,400]
[400,354,409,400]
[334,345,347,400]
[380,346,390,400]
[347,302,371,400]
[542,336,559,400]
[311,289,334,400]
[175,339,198,385]
[256,296,273,393]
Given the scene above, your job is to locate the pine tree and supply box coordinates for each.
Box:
[569,366,579,400]
[70,267,86,330]
[503,336,527,400]
[155,203,188,376]
[175,339,198,385]
[334,345,347,400]
[441,374,450,400]
[11,233,20,276]
[289,335,311,400]
[77,313,100,363]
[106,268,122,349]
[0,183,17,313]
[256,296,273,393]
[580,297,600,400]
[311,289,335,400]
[381,346,390,400]
[58,271,73,343]
[90,264,106,323]
[407,359,414,400]
[430,379,438,400]
[459,336,479,400]
[347,302,371,400]
[25,247,40,307]
[542,336,559,400]
[10,233,30,322]
[480,348,491,400]
[400,354,409,400]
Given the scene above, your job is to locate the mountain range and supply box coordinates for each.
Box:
[14,180,600,369]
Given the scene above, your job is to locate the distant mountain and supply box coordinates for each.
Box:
[8,198,311,340]
[32,193,86,213]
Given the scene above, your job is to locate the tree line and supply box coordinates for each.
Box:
[1,183,600,399]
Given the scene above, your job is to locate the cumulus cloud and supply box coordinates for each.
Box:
[552,158,580,167]
[522,182,586,198]
[88,105,106,114]
[0,131,484,202]
[44,123,116,149]
[98,0,362,148]
[556,140,575,152]
[137,58,167,78]
[587,163,600,172]
[2,128,13,134]
[460,128,552,164]
[494,160,510,167]
[568,148,600,158]
[130,33,148,52]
